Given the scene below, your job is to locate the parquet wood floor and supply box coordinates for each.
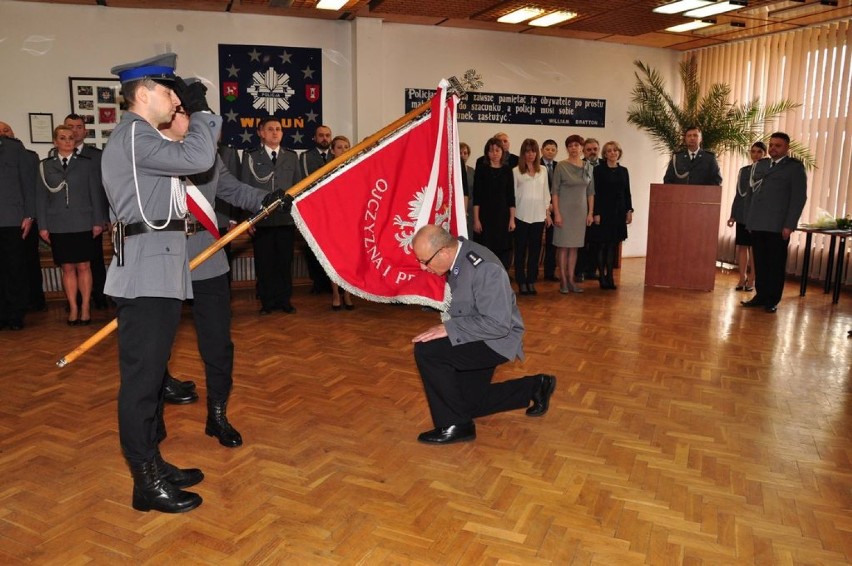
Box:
[2,258,851,565]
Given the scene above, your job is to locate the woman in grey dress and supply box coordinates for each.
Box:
[551,134,594,293]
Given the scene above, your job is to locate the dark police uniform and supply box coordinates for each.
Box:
[744,156,807,309]
[299,145,332,293]
[0,135,36,329]
[663,148,723,186]
[414,238,540,429]
[240,144,303,312]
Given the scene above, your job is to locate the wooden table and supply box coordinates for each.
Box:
[797,227,851,303]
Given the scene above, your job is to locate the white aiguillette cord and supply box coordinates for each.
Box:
[130,120,188,229]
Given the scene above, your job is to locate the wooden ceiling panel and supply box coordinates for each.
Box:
[10,0,852,49]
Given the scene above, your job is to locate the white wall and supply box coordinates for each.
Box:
[0,0,679,257]
[375,23,679,257]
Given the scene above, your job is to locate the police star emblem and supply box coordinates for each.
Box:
[247,67,296,114]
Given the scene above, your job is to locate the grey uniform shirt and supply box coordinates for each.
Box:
[102,110,222,300]
[443,237,525,362]
[186,156,266,282]
[745,157,807,233]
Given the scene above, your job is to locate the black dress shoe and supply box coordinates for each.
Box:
[764,305,777,313]
[741,298,765,308]
[526,374,557,416]
[8,319,24,331]
[417,422,476,444]
[280,304,296,314]
[259,307,274,315]
[163,376,199,405]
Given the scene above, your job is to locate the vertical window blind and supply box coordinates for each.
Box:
[692,21,852,284]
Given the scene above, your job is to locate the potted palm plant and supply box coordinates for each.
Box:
[627,55,815,168]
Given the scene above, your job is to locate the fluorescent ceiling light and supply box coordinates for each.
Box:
[684,2,744,17]
[529,11,577,27]
[653,0,713,14]
[666,20,714,32]
[316,0,347,10]
[497,7,544,24]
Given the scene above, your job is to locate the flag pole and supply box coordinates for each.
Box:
[56,70,481,368]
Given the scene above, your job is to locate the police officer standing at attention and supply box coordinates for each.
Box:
[102,53,221,513]
[741,132,807,313]
[663,126,723,186]
[411,225,556,444]
[240,117,304,314]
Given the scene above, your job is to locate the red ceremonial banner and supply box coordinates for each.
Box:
[292,83,464,309]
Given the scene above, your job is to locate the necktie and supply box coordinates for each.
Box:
[689,152,695,161]
[547,162,553,173]
[271,150,277,165]
[321,152,327,163]
[62,157,68,169]
[770,160,775,168]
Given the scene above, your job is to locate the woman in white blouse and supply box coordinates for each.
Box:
[512,138,552,295]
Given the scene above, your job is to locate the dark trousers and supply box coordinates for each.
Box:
[253,225,295,310]
[305,248,331,293]
[543,224,556,279]
[91,233,106,301]
[0,226,28,323]
[750,230,789,307]
[23,222,44,309]
[413,338,537,427]
[115,296,182,464]
[189,274,233,401]
[513,220,544,286]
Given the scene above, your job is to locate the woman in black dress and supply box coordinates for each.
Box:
[589,141,633,290]
[472,137,515,267]
[726,141,766,291]
[36,125,105,324]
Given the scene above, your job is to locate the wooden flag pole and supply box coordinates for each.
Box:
[56,71,481,368]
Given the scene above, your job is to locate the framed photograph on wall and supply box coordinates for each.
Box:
[68,77,123,149]
[28,113,54,144]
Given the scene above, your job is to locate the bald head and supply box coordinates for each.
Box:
[413,225,457,276]
[0,121,14,138]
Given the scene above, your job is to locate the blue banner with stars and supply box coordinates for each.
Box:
[218,44,322,151]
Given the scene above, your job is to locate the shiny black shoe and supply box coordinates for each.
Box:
[741,298,765,308]
[8,319,24,331]
[417,422,476,444]
[526,374,556,417]
[155,453,204,489]
[163,376,199,405]
[764,305,778,313]
[280,304,297,314]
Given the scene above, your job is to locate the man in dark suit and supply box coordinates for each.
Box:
[663,126,723,186]
[0,121,36,330]
[540,139,558,281]
[410,225,556,445]
[240,117,304,314]
[299,124,333,294]
[65,113,109,310]
[742,132,807,313]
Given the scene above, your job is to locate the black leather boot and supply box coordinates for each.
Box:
[205,399,243,447]
[154,452,204,489]
[129,458,202,513]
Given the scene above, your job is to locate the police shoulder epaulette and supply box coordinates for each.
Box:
[466,251,484,267]
[281,148,297,155]
[245,147,262,154]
